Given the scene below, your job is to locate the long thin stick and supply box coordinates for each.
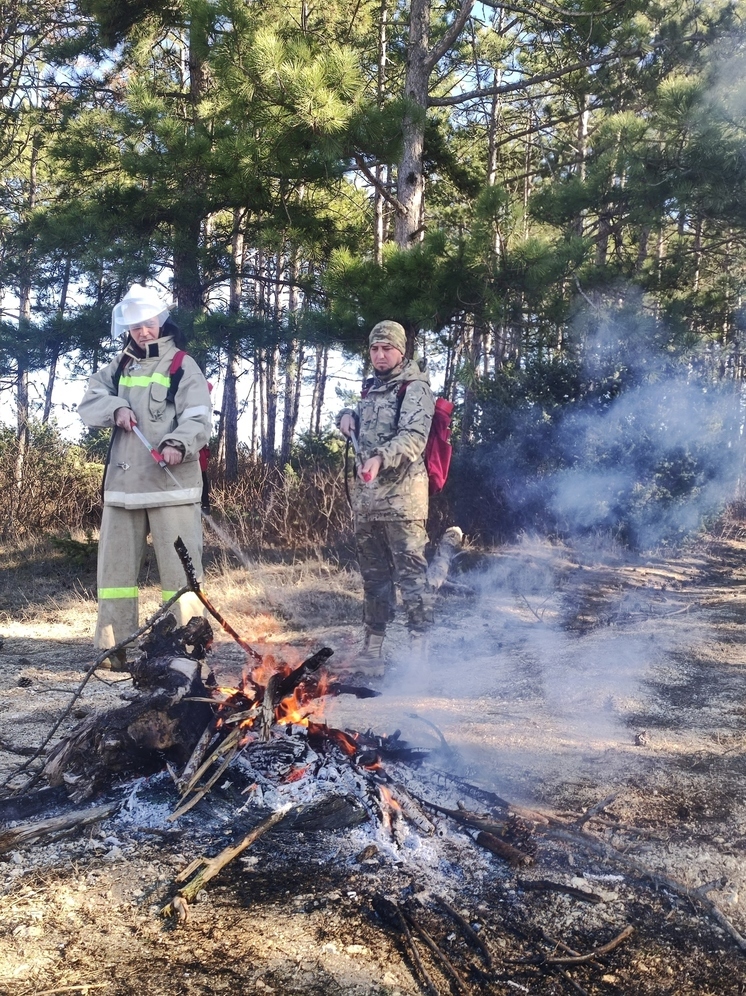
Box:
[396,910,440,996]
[174,537,262,662]
[434,895,493,967]
[167,742,242,822]
[3,586,190,793]
[534,925,635,965]
[403,910,468,993]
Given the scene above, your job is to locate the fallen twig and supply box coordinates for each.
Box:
[434,894,493,967]
[397,909,441,996]
[511,925,634,966]
[162,804,292,914]
[577,793,617,828]
[403,909,468,994]
[22,985,110,996]
[517,878,603,904]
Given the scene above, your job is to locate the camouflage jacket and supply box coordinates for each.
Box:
[338,358,434,521]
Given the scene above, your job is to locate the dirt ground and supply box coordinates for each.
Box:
[2,529,746,995]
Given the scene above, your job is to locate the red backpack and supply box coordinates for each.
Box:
[424,396,455,494]
[361,380,454,495]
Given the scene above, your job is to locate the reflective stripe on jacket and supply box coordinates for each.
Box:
[78,337,211,510]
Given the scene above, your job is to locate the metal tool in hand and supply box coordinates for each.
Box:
[131,424,183,489]
[130,423,254,569]
[349,430,373,482]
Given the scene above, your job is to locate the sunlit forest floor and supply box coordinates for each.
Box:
[1,530,746,994]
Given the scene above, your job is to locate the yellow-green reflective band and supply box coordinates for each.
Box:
[119,372,171,388]
[162,591,178,601]
[99,587,138,599]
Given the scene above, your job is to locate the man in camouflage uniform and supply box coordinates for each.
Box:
[338,320,435,674]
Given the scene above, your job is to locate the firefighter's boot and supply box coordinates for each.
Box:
[353,628,386,678]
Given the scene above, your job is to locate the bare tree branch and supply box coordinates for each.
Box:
[429,47,643,107]
[424,0,476,74]
[353,154,407,215]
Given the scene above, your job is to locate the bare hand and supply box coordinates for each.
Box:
[114,407,137,430]
[339,413,356,438]
[160,445,183,466]
[360,454,382,483]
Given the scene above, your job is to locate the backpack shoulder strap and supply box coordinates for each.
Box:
[111,354,131,393]
[394,380,412,425]
[167,349,188,404]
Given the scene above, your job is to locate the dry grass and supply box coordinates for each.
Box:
[0,534,365,671]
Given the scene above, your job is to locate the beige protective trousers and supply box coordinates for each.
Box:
[95,503,205,650]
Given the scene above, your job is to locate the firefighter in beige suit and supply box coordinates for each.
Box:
[78,285,212,668]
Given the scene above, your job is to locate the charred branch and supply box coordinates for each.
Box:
[174,536,262,663]
[162,804,293,914]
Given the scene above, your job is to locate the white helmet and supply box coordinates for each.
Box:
[111,284,170,339]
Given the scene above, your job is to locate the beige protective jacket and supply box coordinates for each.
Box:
[338,358,434,521]
[78,337,211,510]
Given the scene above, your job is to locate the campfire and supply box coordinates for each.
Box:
[3,538,746,995]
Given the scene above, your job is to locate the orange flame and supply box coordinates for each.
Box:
[379,784,402,813]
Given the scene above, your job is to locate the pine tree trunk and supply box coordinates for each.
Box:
[394,0,429,249]
[280,339,299,465]
[310,345,329,435]
[374,0,389,263]
[265,345,279,465]
[42,255,72,424]
[222,354,240,481]
[220,208,246,479]
[5,133,39,539]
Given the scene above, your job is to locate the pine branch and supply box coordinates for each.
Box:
[429,47,644,108]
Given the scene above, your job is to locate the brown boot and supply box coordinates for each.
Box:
[98,649,129,672]
[351,629,386,677]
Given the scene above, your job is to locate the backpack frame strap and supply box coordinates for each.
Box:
[166,349,188,404]
[394,380,412,426]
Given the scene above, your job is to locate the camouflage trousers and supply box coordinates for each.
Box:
[355,518,433,634]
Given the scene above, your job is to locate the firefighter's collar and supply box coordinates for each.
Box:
[123,336,174,362]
